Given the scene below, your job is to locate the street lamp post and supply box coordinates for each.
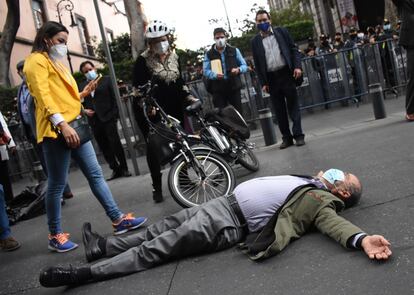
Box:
[56,0,77,74]
[222,0,233,38]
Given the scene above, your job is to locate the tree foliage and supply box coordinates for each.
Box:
[95,33,133,63]
[175,48,205,68]
[269,0,314,41]
[0,85,18,115]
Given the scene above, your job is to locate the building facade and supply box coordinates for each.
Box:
[0,0,130,86]
[268,0,398,38]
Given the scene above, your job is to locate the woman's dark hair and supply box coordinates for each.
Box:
[32,21,69,53]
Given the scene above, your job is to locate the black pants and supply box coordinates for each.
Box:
[0,160,13,205]
[406,48,414,115]
[132,102,166,189]
[212,89,243,114]
[268,67,304,141]
[91,118,128,172]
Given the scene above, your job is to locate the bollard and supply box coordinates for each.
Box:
[369,83,387,119]
[32,161,46,182]
[258,108,277,146]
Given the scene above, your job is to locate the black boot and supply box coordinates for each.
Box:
[39,265,92,287]
[152,174,163,203]
[82,222,106,263]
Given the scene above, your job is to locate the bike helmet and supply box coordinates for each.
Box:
[146,20,170,38]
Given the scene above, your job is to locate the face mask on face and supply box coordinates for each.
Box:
[154,40,170,55]
[49,44,67,60]
[357,33,364,38]
[383,24,391,31]
[257,22,270,32]
[215,37,226,48]
[85,70,97,81]
[322,169,345,185]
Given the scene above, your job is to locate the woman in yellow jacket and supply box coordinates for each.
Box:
[24,21,147,253]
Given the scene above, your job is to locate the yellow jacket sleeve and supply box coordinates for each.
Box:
[24,53,61,117]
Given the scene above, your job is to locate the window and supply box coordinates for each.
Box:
[31,0,47,30]
[106,28,114,43]
[75,15,95,56]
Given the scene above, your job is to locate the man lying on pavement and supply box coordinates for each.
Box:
[39,169,392,287]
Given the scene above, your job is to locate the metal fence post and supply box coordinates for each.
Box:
[369,83,387,119]
[258,108,277,146]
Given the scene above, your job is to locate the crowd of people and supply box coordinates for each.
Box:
[304,19,401,57]
[2,3,413,288]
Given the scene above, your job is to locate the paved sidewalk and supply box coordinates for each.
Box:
[2,95,413,295]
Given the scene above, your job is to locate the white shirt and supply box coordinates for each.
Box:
[0,111,16,161]
[262,32,286,72]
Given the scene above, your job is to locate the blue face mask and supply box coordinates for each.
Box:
[257,22,270,32]
[85,70,98,81]
[383,24,391,31]
[322,169,345,185]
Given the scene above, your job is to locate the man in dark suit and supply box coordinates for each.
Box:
[79,61,131,180]
[392,0,414,121]
[251,10,305,149]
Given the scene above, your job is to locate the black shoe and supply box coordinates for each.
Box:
[153,190,164,203]
[279,140,294,149]
[295,138,306,146]
[62,192,74,199]
[82,222,104,263]
[39,266,82,288]
[106,170,122,181]
[121,170,132,177]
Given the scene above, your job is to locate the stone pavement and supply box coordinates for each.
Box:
[2,95,413,295]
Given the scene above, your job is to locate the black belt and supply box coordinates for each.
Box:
[226,194,249,236]
[267,66,289,76]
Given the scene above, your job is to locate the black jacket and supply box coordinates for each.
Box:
[392,0,414,49]
[251,26,302,86]
[79,76,119,123]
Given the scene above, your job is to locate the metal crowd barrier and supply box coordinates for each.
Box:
[186,38,407,122]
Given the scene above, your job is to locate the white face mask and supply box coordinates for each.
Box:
[49,44,68,60]
[154,40,170,54]
[357,33,364,39]
[215,37,226,48]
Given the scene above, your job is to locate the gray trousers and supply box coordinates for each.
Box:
[91,197,244,280]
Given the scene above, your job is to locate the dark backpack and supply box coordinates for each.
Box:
[205,105,250,139]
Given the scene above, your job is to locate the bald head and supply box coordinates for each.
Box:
[343,173,362,208]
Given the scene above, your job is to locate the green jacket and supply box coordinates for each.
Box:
[241,186,363,260]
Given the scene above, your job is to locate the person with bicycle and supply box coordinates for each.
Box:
[39,169,391,287]
[131,20,197,203]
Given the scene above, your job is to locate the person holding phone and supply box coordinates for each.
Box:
[24,21,146,253]
[79,61,132,181]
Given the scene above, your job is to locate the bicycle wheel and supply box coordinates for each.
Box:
[168,150,235,208]
[236,142,260,172]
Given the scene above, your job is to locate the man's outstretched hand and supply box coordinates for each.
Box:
[361,235,392,260]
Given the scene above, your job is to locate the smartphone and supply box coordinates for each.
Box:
[94,73,103,83]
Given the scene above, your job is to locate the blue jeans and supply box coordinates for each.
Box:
[42,139,123,235]
[0,184,11,240]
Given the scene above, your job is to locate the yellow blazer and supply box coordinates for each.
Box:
[24,52,81,143]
